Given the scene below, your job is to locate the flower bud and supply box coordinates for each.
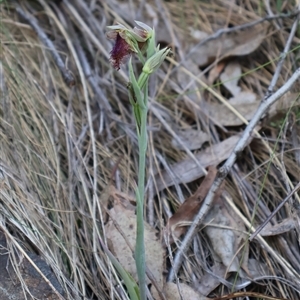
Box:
[142,47,171,74]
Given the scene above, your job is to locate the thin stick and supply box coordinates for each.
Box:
[16,6,75,87]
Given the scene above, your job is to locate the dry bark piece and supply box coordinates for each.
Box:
[165,166,217,243]
[0,231,64,300]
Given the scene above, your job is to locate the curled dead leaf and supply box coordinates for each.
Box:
[164,166,218,244]
[220,61,242,97]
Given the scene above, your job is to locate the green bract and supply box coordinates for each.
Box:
[143,47,171,74]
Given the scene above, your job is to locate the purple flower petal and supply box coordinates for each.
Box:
[110,33,133,70]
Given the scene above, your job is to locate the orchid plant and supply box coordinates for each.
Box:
[107,21,171,300]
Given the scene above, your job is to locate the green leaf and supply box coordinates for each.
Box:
[129,59,144,108]
[100,240,140,300]
[146,29,156,60]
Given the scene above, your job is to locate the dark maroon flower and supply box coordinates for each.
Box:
[107,22,153,70]
[109,33,133,70]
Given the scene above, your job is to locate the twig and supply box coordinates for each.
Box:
[16,6,76,87]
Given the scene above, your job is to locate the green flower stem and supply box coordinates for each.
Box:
[135,93,148,300]
[137,72,150,93]
[136,49,146,65]
[128,58,148,299]
[127,30,169,300]
[108,21,170,300]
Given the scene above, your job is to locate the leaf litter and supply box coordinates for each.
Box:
[203,194,249,275]
[188,23,268,67]
[165,166,218,243]
[171,127,209,151]
[156,135,252,190]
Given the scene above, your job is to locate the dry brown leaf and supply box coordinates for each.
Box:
[203,196,248,274]
[195,259,271,296]
[269,92,300,116]
[207,92,300,127]
[106,201,164,288]
[208,89,300,128]
[259,218,296,237]
[190,24,267,67]
[247,258,270,278]
[152,282,207,300]
[228,91,257,105]
[189,28,209,41]
[172,128,209,150]
[195,263,228,296]
[164,166,217,243]
[177,59,201,88]
[157,135,245,191]
[220,61,242,96]
[205,100,259,126]
[208,62,226,85]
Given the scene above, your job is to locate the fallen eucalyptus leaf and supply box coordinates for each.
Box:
[172,128,209,150]
[203,196,248,274]
[190,24,267,67]
[165,166,217,243]
[220,61,242,96]
[259,218,296,237]
[205,100,259,126]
